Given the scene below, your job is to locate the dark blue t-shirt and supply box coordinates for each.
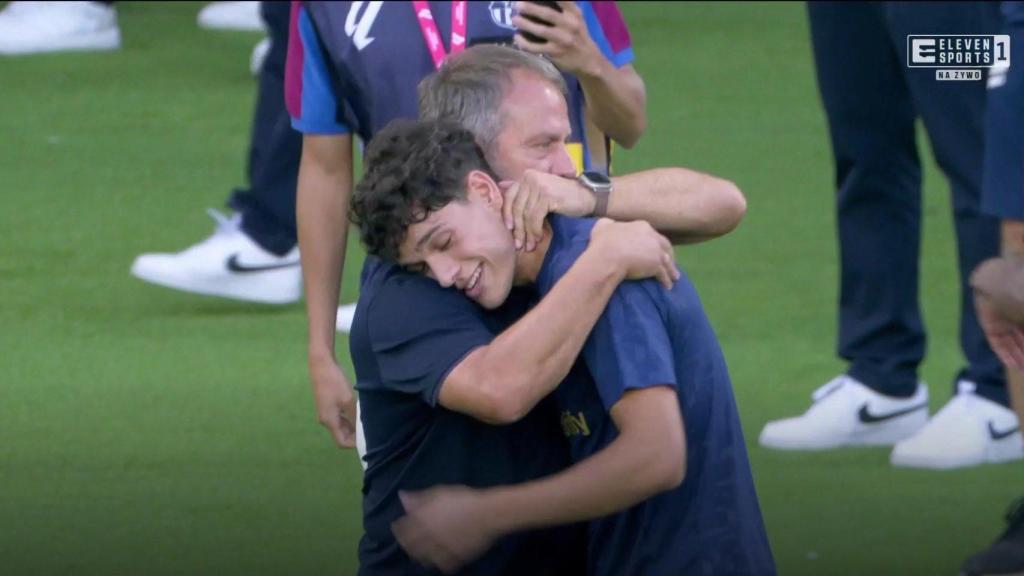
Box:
[350,257,585,576]
[535,216,776,576]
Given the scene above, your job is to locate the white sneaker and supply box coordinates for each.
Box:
[336,303,357,334]
[131,209,302,305]
[890,381,1023,470]
[0,1,120,55]
[759,375,929,450]
[197,1,264,32]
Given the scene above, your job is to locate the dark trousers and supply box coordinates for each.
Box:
[226,1,302,257]
[808,2,1006,404]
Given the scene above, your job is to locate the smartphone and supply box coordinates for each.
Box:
[518,1,563,45]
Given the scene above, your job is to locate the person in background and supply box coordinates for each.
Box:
[130,1,306,305]
[760,2,1021,471]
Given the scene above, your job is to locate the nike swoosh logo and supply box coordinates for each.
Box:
[857,402,928,424]
[989,422,1021,440]
[226,254,300,273]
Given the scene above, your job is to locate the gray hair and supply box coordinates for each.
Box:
[417,44,568,153]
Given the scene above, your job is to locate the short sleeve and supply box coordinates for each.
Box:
[365,274,496,406]
[578,1,635,68]
[286,2,350,135]
[581,281,677,412]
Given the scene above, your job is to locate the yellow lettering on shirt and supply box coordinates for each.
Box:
[560,410,591,437]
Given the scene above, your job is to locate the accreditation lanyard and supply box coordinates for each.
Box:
[411,0,467,70]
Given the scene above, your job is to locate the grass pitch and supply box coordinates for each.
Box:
[2,2,1022,574]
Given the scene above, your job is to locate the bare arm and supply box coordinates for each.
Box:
[439,220,678,424]
[297,133,357,447]
[394,386,685,574]
[513,1,646,147]
[608,168,747,244]
[576,62,646,149]
[504,167,747,252]
[487,386,685,524]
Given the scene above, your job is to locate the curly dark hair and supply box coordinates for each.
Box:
[351,119,495,262]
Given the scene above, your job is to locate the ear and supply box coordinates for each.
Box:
[465,170,504,213]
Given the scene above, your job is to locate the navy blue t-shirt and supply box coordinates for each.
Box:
[535,216,776,576]
[350,257,585,576]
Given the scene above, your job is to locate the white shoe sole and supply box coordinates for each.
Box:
[890,432,1024,470]
[0,28,121,55]
[131,261,301,305]
[759,410,928,451]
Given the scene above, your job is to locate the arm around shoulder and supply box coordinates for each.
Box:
[609,167,747,245]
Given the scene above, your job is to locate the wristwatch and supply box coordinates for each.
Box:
[578,171,613,218]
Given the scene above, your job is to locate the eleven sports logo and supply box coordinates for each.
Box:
[908,34,1011,82]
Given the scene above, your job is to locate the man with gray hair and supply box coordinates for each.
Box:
[417,45,740,252]
[350,44,750,574]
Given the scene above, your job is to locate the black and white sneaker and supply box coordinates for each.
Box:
[131,209,301,304]
[759,375,929,450]
[891,381,1023,470]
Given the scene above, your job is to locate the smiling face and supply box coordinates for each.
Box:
[397,170,516,309]
[357,65,578,309]
[395,71,575,308]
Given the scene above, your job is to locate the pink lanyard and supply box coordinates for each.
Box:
[411,0,467,70]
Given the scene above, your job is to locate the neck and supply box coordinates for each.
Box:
[513,221,553,285]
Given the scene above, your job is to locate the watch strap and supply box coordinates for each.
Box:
[591,187,610,218]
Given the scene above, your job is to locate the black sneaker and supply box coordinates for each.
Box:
[962,497,1024,576]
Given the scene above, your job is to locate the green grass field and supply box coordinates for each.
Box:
[2,2,1022,574]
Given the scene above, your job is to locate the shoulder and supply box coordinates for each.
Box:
[536,216,595,291]
[360,260,492,349]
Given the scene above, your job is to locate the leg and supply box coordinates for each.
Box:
[759,3,931,451]
[886,1,1006,404]
[888,2,1023,469]
[227,0,303,257]
[129,1,302,304]
[811,2,924,397]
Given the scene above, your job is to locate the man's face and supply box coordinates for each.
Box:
[398,68,575,308]
[486,69,576,181]
[397,171,516,310]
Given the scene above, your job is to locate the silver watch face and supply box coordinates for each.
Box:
[580,171,612,190]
